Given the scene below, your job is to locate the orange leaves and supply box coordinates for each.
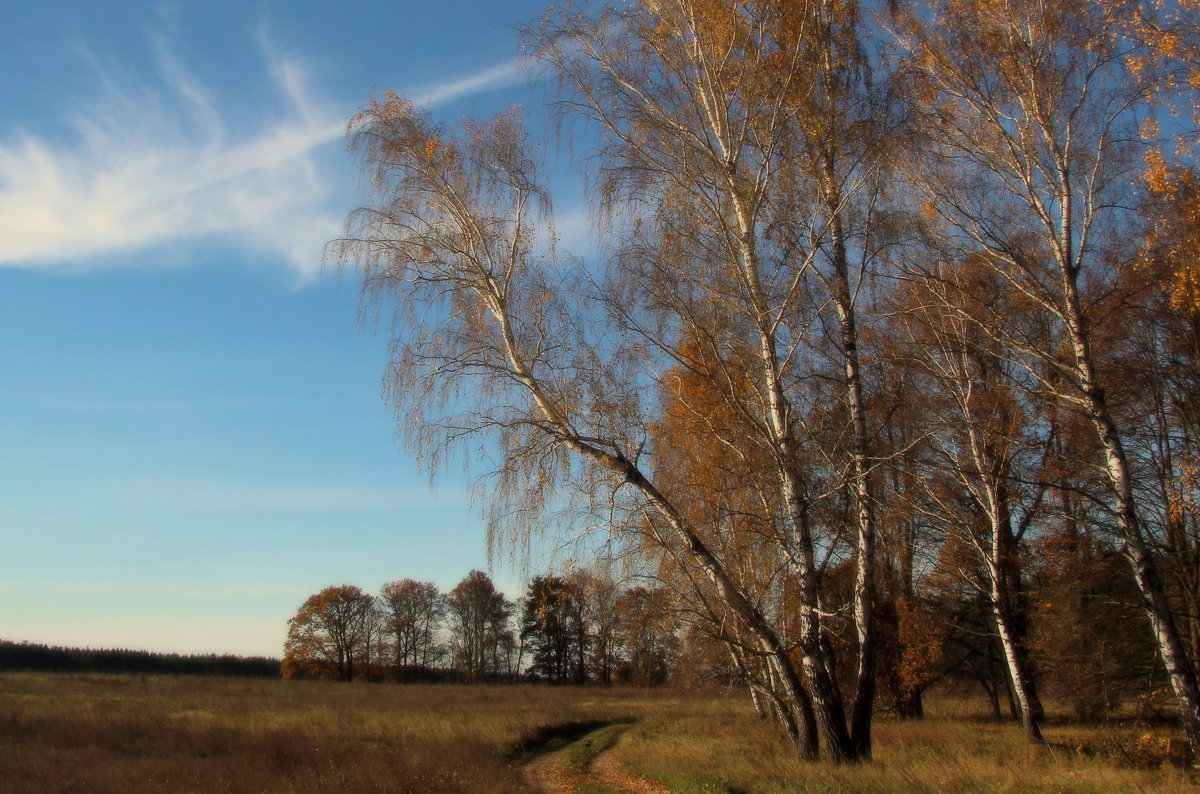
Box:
[894,596,944,696]
[901,0,1130,118]
[918,200,941,228]
[418,134,457,164]
[1132,3,1200,315]
[283,585,376,682]
[648,0,749,54]
[648,333,772,564]
[641,0,862,112]
[1144,147,1175,194]
[1140,150,1200,314]
[1165,455,1200,530]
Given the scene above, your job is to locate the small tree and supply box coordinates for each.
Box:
[282,585,376,681]
[446,571,514,683]
[379,579,445,676]
[521,575,587,683]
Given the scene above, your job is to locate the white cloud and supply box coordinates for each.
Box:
[418,57,529,106]
[0,41,530,281]
[0,44,345,281]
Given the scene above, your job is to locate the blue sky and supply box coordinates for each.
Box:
[0,0,577,657]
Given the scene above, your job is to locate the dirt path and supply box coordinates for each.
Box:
[520,750,575,794]
[587,731,673,794]
[518,721,671,794]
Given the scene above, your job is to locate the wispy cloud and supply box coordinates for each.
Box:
[0,40,529,280]
[417,57,529,106]
[0,42,344,281]
[551,204,596,257]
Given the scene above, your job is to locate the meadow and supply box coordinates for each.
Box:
[0,672,1196,793]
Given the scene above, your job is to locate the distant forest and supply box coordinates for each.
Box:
[0,640,280,678]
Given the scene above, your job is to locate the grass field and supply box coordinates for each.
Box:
[0,672,1196,792]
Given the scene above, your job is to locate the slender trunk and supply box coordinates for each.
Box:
[729,643,771,721]
[986,484,1044,742]
[729,192,856,762]
[825,170,878,759]
[1060,271,1200,752]
[979,670,1003,722]
[806,10,880,756]
[765,648,815,752]
[989,572,1044,742]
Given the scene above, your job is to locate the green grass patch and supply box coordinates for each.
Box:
[556,722,626,772]
[505,718,629,762]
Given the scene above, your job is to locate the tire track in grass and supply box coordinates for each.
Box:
[514,719,670,794]
[586,727,672,794]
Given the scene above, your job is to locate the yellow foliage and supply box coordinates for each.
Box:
[1140,150,1200,314]
[895,596,943,695]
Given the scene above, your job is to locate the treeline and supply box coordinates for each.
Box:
[280,561,1175,727]
[0,640,280,678]
[283,570,678,686]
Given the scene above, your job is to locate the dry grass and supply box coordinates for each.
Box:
[0,673,659,793]
[1,673,1196,793]
[609,693,1200,793]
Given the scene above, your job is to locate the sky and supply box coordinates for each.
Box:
[0,0,585,658]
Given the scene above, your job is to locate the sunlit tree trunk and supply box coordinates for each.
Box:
[986,484,1044,742]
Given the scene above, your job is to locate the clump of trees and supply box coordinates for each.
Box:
[282,570,680,685]
[520,574,587,684]
[331,0,1200,763]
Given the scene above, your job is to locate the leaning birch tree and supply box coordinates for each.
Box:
[334,0,900,763]
[331,93,837,758]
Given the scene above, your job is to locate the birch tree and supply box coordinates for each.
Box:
[892,0,1200,750]
[895,262,1049,740]
[532,0,895,760]
[333,88,831,758]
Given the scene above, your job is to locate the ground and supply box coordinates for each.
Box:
[0,673,1196,792]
